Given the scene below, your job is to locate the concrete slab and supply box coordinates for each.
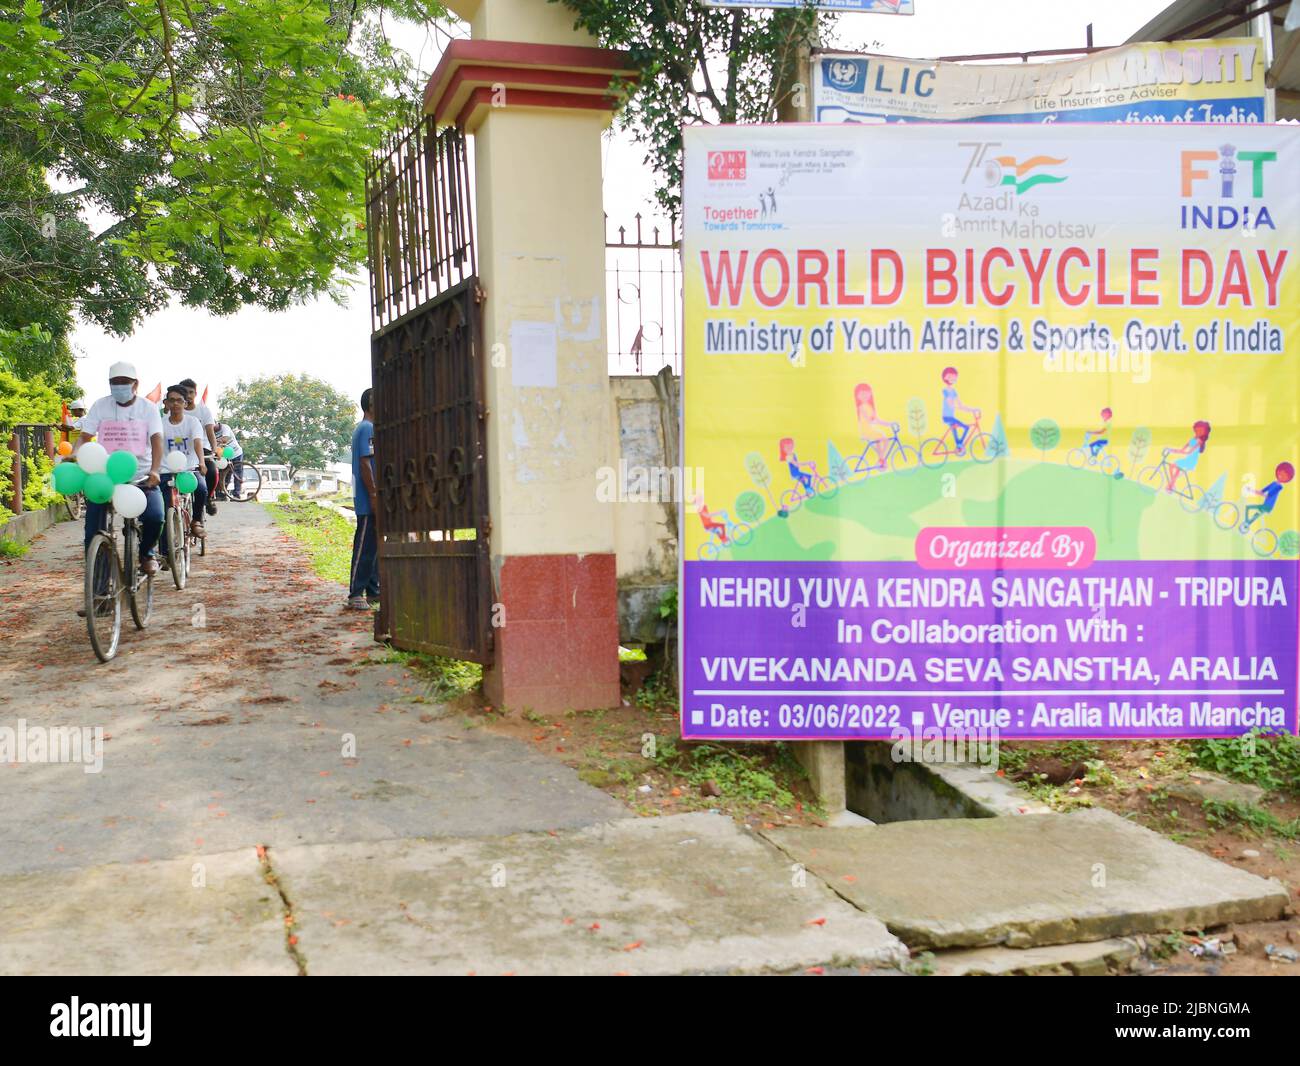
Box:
[933,938,1139,976]
[763,808,1289,950]
[0,848,293,976]
[273,812,909,975]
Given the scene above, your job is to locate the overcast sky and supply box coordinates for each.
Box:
[70,0,1174,416]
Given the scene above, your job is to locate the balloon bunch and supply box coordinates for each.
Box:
[51,443,149,517]
[162,450,199,493]
[215,445,234,470]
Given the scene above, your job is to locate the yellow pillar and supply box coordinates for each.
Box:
[427,1,636,713]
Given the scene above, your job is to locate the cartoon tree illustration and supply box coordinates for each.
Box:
[735,491,764,524]
[987,414,1010,459]
[745,451,776,512]
[1203,473,1227,509]
[827,440,849,484]
[906,397,927,443]
[1279,531,1299,558]
[1029,418,1061,461]
[1128,426,1152,478]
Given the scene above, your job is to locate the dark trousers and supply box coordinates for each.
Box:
[158,473,208,553]
[349,513,380,599]
[85,486,164,567]
[204,457,218,499]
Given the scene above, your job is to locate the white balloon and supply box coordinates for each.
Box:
[112,483,147,519]
[216,457,229,470]
[77,442,108,474]
[164,450,187,473]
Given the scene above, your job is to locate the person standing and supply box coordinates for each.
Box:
[75,362,164,582]
[347,388,380,610]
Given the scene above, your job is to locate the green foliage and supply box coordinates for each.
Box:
[1029,418,1061,458]
[652,739,796,808]
[553,1,830,214]
[0,0,449,336]
[658,583,678,623]
[1278,530,1299,558]
[1202,799,1300,840]
[0,537,29,558]
[0,365,61,509]
[734,490,764,524]
[264,498,352,583]
[220,374,355,477]
[1189,728,1300,794]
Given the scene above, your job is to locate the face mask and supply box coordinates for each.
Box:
[110,384,135,403]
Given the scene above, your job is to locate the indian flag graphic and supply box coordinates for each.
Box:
[983,154,1068,194]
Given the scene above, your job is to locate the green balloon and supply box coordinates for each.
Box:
[106,449,138,484]
[176,471,198,494]
[53,462,87,495]
[84,472,115,504]
[222,446,235,459]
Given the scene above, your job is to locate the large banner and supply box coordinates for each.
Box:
[681,123,1300,741]
[814,39,1267,124]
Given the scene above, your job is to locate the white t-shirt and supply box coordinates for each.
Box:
[80,395,163,466]
[188,400,215,434]
[215,423,243,459]
[162,413,205,470]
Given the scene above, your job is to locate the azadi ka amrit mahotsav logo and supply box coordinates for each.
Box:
[981,153,1068,195]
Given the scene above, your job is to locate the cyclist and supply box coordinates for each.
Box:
[214,421,244,499]
[60,398,88,436]
[178,378,219,516]
[940,366,980,456]
[1163,420,1211,494]
[74,363,164,608]
[1084,407,1112,457]
[693,492,730,545]
[1243,461,1294,531]
[779,437,816,498]
[853,382,897,471]
[158,386,207,560]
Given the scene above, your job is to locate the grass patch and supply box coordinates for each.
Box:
[264,500,353,584]
[1188,729,1300,795]
[370,647,483,702]
[0,537,28,558]
[651,737,800,809]
[1203,799,1300,840]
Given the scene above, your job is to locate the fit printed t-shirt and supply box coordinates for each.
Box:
[162,413,205,470]
[81,395,163,466]
[352,420,375,517]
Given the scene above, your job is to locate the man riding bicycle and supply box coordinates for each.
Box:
[213,421,244,500]
[74,363,164,612]
[178,378,219,516]
[158,385,207,556]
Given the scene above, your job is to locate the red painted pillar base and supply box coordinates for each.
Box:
[484,553,620,715]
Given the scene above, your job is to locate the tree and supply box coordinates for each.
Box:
[553,0,829,215]
[987,413,1009,459]
[906,397,926,443]
[218,374,355,479]
[1128,426,1152,478]
[0,0,451,339]
[735,490,764,524]
[745,450,776,512]
[1029,418,1060,461]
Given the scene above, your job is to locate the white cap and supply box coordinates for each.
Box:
[108,360,138,380]
[70,397,87,409]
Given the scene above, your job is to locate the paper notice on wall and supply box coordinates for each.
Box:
[510,320,558,388]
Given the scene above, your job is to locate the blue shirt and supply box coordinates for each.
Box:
[1260,481,1283,512]
[352,420,375,516]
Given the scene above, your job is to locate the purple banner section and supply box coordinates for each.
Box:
[681,560,1300,740]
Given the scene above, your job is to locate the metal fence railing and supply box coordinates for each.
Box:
[606,213,681,376]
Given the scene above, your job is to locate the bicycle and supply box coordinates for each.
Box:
[850,423,920,478]
[1067,433,1120,477]
[84,479,156,662]
[1137,450,1211,515]
[919,414,996,469]
[63,490,86,521]
[160,473,200,588]
[697,515,754,561]
[219,456,260,502]
[1210,497,1282,557]
[780,460,839,514]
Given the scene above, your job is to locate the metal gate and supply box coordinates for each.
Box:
[366,119,493,663]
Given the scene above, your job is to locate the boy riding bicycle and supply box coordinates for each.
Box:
[1243,462,1294,531]
[158,385,208,559]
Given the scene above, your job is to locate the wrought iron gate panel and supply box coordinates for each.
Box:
[366,118,490,663]
[370,280,491,662]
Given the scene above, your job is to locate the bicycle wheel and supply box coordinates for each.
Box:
[1213,501,1239,531]
[125,523,153,629]
[731,523,754,547]
[85,533,122,663]
[65,492,86,521]
[780,489,804,514]
[889,442,921,477]
[229,461,260,502]
[967,433,996,464]
[1066,447,1088,470]
[1179,482,1207,515]
[1100,454,1120,477]
[1252,528,1278,558]
[166,508,186,590]
[816,475,839,500]
[1137,464,1166,492]
[698,540,719,561]
[919,438,948,470]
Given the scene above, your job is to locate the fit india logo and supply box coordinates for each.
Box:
[961,142,1067,195]
[707,150,746,182]
[1179,144,1278,231]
